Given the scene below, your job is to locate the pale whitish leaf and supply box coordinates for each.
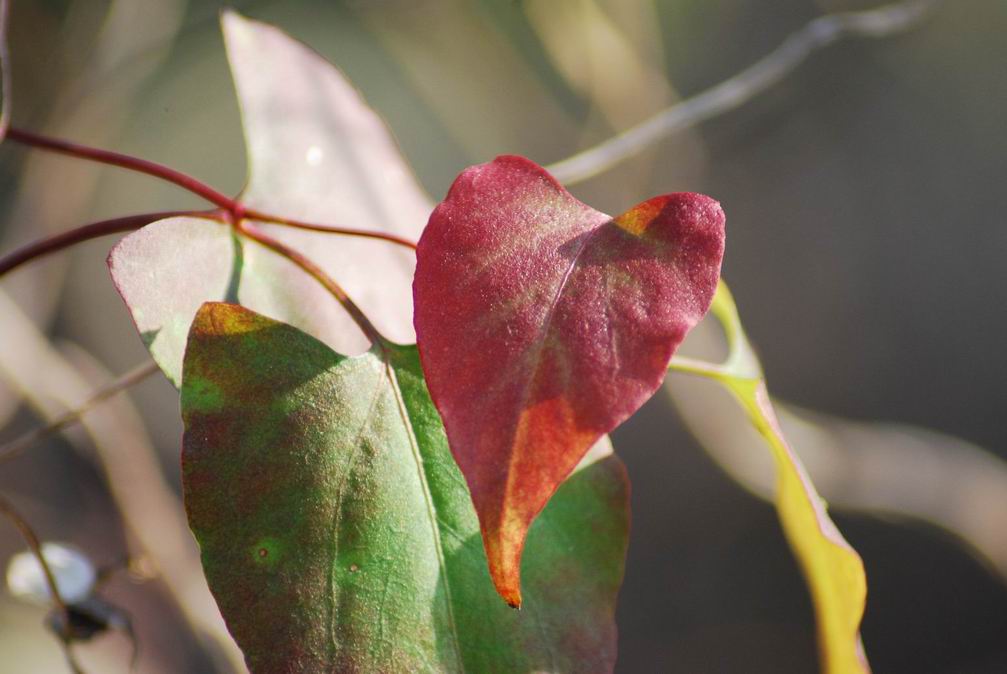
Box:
[110,11,431,384]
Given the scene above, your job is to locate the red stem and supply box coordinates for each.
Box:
[235,219,388,347]
[5,126,420,252]
[3,127,405,340]
[6,127,238,211]
[0,210,221,277]
[244,208,418,251]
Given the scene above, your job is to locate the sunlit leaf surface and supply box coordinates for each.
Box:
[110,11,430,385]
[671,282,870,674]
[413,155,724,606]
[182,303,629,673]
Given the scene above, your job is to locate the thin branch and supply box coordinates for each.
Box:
[236,219,388,347]
[0,210,220,277]
[5,127,239,211]
[0,7,86,671]
[244,208,418,251]
[0,302,245,673]
[0,495,88,673]
[63,647,86,674]
[0,496,68,613]
[0,361,160,464]
[546,0,941,185]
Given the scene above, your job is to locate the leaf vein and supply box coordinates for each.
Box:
[504,225,601,510]
[383,359,467,673]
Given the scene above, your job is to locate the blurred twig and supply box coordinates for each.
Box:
[0,495,87,674]
[0,497,68,615]
[0,361,159,464]
[0,290,245,673]
[547,0,941,185]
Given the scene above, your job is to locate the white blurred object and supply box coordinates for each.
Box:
[6,543,96,606]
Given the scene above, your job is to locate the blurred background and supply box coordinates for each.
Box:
[1,0,1005,672]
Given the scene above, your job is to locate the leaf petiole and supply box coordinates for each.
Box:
[234,218,389,347]
[243,209,418,251]
[6,127,237,211]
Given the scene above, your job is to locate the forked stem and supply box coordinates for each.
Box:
[2,128,412,343]
[4,126,420,252]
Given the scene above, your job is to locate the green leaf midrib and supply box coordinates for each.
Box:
[382,349,467,673]
[382,345,566,672]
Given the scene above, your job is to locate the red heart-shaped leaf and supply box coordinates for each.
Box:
[413,156,724,606]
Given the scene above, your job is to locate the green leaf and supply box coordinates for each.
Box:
[669,282,870,674]
[109,10,429,385]
[181,302,628,673]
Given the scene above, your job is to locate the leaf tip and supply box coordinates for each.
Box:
[190,301,267,341]
[482,512,535,609]
[498,580,522,610]
[219,6,246,29]
[220,6,261,51]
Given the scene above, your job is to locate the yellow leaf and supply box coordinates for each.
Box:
[671,282,870,674]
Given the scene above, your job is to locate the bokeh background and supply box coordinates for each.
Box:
[1,0,1005,672]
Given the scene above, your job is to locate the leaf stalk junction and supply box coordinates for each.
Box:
[0,126,414,345]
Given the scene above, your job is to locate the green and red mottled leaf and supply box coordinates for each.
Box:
[413,155,724,606]
[109,11,429,385]
[182,302,629,673]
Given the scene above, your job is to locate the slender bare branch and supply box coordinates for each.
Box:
[0,495,89,673]
[0,361,160,464]
[546,0,941,185]
[0,293,245,673]
[0,496,67,613]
